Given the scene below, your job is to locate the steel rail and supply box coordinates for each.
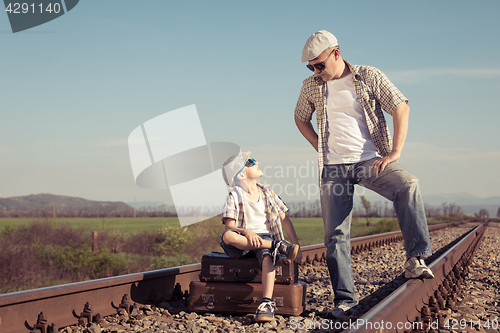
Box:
[345,222,488,333]
[0,264,201,333]
[295,221,464,264]
[0,221,470,333]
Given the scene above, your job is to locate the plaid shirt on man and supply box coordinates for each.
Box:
[294,60,408,182]
[221,183,288,241]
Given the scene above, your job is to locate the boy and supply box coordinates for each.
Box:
[220,151,303,322]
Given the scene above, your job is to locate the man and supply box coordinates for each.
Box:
[294,30,434,317]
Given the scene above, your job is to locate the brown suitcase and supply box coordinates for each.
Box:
[188,280,306,316]
[199,252,298,284]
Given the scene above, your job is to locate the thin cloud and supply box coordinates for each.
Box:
[100,138,128,147]
[403,142,500,162]
[388,68,500,84]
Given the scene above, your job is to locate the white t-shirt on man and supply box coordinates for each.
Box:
[325,74,380,164]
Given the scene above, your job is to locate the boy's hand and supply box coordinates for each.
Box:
[243,229,263,248]
[295,248,303,264]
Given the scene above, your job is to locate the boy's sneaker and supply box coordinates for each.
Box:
[255,301,276,322]
[274,240,299,261]
[404,257,434,279]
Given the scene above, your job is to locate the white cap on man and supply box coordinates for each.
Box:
[302,30,338,63]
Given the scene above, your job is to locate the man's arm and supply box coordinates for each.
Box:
[371,102,410,173]
[295,117,319,152]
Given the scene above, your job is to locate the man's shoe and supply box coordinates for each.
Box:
[274,240,299,261]
[404,257,434,279]
[329,304,352,319]
[255,301,276,322]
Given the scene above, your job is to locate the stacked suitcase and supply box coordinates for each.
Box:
[188,252,306,316]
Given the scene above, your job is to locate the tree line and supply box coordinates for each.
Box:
[0,205,176,218]
[1,200,497,220]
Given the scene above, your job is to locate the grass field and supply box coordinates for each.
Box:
[291,217,406,245]
[0,213,460,297]
[1,216,441,245]
[0,217,181,236]
[0,215,453,294]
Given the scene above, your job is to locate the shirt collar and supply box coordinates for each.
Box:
[228,183,269,198]
[343,60,361,81]
[312,59,359,84]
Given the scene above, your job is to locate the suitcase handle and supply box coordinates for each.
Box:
[226,296,258,304]
[230,268,260,282]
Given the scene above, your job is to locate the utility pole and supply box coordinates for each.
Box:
[360,196,371,226]
[92,231,98,251]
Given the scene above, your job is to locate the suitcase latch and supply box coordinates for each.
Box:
[201,294,215,309]
[210,265,224,275]
[272,297,284,307]
[275,266,282,276]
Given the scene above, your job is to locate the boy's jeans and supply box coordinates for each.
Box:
[321,158,432,307]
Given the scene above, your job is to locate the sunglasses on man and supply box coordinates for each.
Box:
[306,48,335,72]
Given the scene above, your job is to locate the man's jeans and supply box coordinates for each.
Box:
[321,158,432,307]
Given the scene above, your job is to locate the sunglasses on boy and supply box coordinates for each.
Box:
[306,48,335,72]
[234,158,258,185]
[245,158,257,167]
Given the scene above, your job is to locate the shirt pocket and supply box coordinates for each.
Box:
[359,92,375,113]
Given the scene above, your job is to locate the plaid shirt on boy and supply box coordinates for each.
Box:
[294,60,408,182]
[221,183,288,241]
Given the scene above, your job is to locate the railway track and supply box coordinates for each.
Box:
[346,221,488,333]
[0,221,489,333]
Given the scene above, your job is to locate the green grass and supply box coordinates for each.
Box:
[0,217,181,235]
[289,216,446,246]
[0,215,457,294]
[287,217,405,246]
[0,217,225,294]
[287,217,325,245]
[1,216,446,247]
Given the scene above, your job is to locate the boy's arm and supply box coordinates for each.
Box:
[280,213,303,264]
[223,218,264,247]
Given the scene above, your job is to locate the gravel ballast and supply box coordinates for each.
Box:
[61,222,499,333]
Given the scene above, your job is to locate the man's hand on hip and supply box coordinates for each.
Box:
[371,151,401,174]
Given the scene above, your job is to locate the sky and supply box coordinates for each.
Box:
[1,0,500,209]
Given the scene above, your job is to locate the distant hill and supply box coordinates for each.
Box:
[357,192,499,217]
[0,193,132,211]
[126,201,172,210]
[422,192,500,206]
[409,193,499,217]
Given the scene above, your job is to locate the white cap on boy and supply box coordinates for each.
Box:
[222,151,251,187]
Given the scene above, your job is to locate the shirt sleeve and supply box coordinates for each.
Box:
[294,78,316,123]
[371,67,408,115]
[221,192,238,224]
[271,190,289,215]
